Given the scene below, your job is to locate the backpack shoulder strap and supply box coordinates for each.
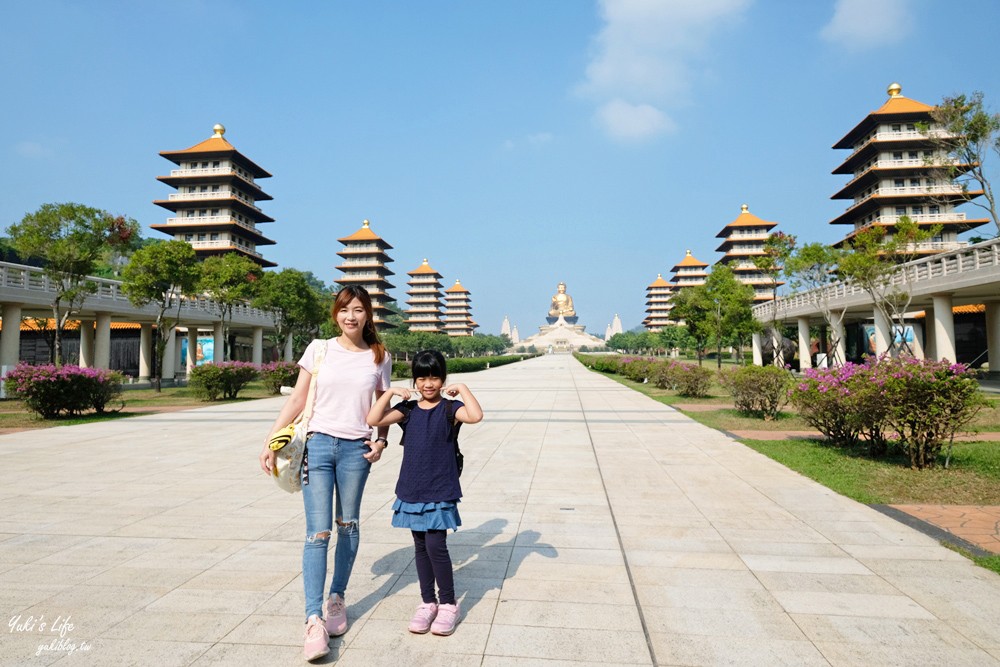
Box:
[443,400,462,443]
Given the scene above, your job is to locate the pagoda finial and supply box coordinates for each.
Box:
[362,219,370,228]
[657,273,662,278]
[212,124,225,138]
[422,258,428,264]
[741,203,749,213]
[685,249,691,256]
[887,82,902,98]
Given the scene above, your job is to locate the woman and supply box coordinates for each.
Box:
[260,285,392,662]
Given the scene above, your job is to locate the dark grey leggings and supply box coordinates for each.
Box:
[412,529,455,605]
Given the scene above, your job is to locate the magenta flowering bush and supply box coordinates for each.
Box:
[648,360,713,397]
[259,361,300,395]
[189,361,259,400]
[3,363,123,418]
[789,356,985,467]
[874,356,986,469]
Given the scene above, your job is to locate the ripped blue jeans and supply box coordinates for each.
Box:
[301,433,371,620]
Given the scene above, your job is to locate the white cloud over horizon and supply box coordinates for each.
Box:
[14,140,55,159]
[820,0,915,52]
[579,0,751,142]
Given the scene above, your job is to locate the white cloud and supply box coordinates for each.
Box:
[820,0,915,52]
[597,99,675,141]
[503,132,554,150]
[579,0,751,142]
[15,141,55,159]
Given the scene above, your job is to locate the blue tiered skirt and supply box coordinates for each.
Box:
[391,499,462,531]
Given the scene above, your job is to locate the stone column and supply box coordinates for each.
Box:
[95,313,112,369]
[284,335,294,362]
[139,324,152,381]
[751,332,763,366]
[252,326,264,365]
[79,319,94,368]
[213,321,225,363]
[162,327,177,380]
[872,309,891,357]
[931,294,956,363]
[0,303,22,368]
[797,317,812,370]
[985,301,1000,379]
[187,329,198,374]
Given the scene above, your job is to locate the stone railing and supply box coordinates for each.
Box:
[752,237,1000,320]
[0,261,274,327]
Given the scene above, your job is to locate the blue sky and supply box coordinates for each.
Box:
[3,0,999,337]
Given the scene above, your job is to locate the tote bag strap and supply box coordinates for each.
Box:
[300,340,328,426]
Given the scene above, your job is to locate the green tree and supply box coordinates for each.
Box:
[198,253,263,361]
[784,242,848,366]
[252,269,326,360]
[6,203,140,365]
[753,231,796,367]
[837,218,940,356]
[121,240,202,390]
[671,267,756,368]
[920,91,1000,236]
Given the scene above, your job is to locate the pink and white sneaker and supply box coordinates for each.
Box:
[408,602,438,634]
[303,615,330,662]
[431,602,460,636]
[324,594,348,636]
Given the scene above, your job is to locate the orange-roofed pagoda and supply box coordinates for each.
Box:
[443,280,476,336]
[715,204,783,303]
[153,124,276,267]
[666,250,709,323]
[829,83,989,253]
[644,274,672,332]
[406,259,444,333]
[335,220,395,331]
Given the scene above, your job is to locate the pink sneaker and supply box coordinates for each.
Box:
[303,615,330,662]
[408,602,438,634]
[324,594,348,636]
[430,602,460,636]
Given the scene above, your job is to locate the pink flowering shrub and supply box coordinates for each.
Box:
[3,363,123,418]
[718,365,792,420]
[189,361,259,400]
[259,361,300,395]
[789,356,985,467]
[875,356,986,469]
[788,359,889,454]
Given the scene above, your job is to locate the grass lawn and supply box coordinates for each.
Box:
[596,367,1000,574]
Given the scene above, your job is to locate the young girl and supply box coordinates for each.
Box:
[367,350,483,636]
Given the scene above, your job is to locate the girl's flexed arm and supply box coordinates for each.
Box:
[367,386,411,427]
[443,383,483,424]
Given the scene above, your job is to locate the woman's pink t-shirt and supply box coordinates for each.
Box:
[298,338,392,440]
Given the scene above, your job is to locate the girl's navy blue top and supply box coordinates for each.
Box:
[392,400,463,503]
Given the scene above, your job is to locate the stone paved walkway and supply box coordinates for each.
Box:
[2,354,1000,665]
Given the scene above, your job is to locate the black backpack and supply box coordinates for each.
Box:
[395,399,464,477]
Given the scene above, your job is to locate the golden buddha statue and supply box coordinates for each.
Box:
[547,281,578,324]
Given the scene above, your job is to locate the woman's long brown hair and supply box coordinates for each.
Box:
[332,286,386,365]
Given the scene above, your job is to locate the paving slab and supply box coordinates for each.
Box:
[2,354,1000,666]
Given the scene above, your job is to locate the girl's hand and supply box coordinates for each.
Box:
[391,387,412,400]
[259,443,276,475]
[443,383,466,398]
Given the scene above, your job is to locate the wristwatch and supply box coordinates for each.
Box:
[374,437,388,447]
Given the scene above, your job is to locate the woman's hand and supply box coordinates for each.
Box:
[363,438,387,463]
[259,442,276,475]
